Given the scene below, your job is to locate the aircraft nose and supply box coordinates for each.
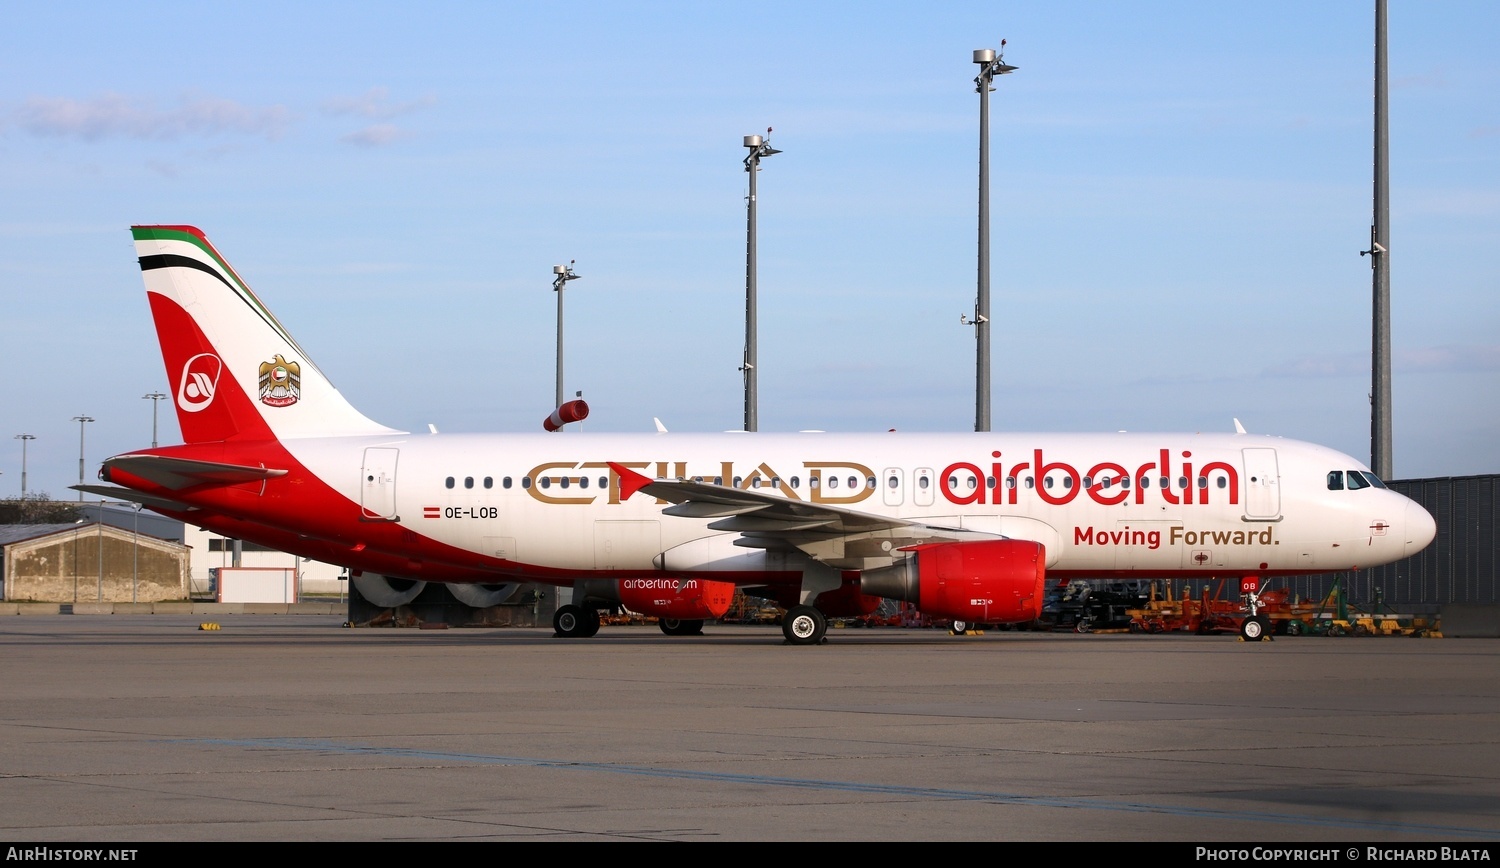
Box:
[1405,499,1437,556]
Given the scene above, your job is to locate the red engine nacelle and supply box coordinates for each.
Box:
[616,577,735,620]
[866,539,1045,624]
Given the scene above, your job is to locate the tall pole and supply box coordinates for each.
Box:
[742,129,781,433]
[133,503,141,604]
[971,46,1016,433]
[14,434,35,496]
[97,500,104,603]
[72,415,93,501]
[551,262,581,425]
[143,392,166,448]
[1369,0,1393,479]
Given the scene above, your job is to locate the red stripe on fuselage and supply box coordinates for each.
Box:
[111,439,802,587]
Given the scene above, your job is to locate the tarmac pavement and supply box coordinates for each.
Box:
[0,616,1497,843]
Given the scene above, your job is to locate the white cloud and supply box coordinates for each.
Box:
[1264,345,1500,378]
[320,87,436,120]
[14,92,294,141]
[340,124,413,148]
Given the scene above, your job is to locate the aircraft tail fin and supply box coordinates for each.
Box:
[131,225,400,444]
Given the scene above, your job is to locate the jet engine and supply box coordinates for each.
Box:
[351,571,426,607]
[860,539,1045,624]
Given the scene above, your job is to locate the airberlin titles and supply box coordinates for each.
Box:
[515,448,1240,508]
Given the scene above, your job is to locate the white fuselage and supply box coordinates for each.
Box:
[279,429,1432,581]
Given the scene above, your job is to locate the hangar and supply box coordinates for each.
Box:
[0,522,189,603]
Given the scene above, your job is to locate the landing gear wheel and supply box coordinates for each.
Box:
[659,618,704,637]
[1075,619,1091,634]
[554,605,596,638]
[1240,615,1269,642]
[782,605,827,645]
[951,620,970,635]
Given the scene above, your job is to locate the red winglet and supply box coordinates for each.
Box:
[608,462,652,501]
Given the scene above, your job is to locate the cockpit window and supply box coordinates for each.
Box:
[1327,471,1344,491]
[1362,471,1388,489]
[1346,469,1371,490]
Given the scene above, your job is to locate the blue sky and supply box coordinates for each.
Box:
[1,1,1496,499]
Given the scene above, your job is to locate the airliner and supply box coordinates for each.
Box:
[79,225,1437,645]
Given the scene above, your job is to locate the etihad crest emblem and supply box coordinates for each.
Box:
[258,354,302,407]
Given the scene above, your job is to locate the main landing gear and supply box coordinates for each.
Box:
[553,605,601,638]
[782,605,828,645]
[659,618,704,637]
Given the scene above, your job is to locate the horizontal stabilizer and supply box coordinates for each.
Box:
[71,484,199,512]
[103,454,288,491]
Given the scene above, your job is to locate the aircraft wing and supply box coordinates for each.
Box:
[609,462,998,571]
[102,455,288,491]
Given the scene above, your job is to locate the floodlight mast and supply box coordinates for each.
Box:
[742,129,781,433]
[14,434,35,496]
[552,262,581,425]
[72,415,93,501]
[1369,0,1393,479]
[969,44,1016,433]
[143,391,166,448]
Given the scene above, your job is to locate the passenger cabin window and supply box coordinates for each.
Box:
[503,477,513,489]
[464,477,474,489]
[483,477,493,489]
[445,477,455,489]
[521,477,531,489]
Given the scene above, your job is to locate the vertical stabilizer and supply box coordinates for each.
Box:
[132,225,401,444]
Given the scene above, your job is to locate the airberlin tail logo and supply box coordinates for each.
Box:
[177,353,222,413]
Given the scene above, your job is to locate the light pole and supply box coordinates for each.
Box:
[14,434,35,496]
[742,128,781,433]
[143,392,166,448]
[1365,0,1393,480]
[552,262,581,424]
[132,503,142,604]
[72,416,94,501]
[967,44,1017,433]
